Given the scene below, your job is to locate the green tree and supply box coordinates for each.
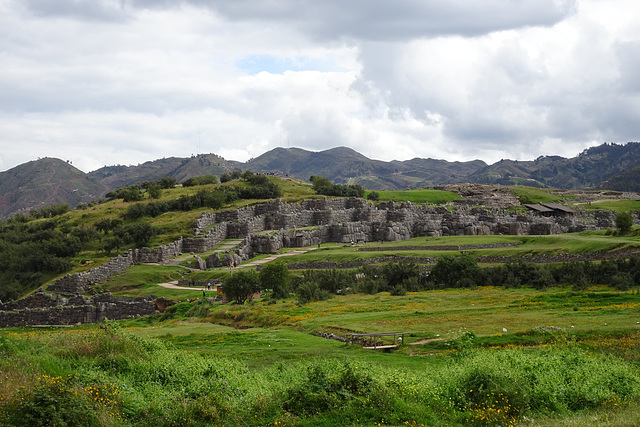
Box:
[367,191,380,201]
[260,260,290,299]
[222,270,261,304]
[159,177,177,189]
[615,211,633,234]
[181,177,200,187]
[429,254,481,288]
[148,184,162,199]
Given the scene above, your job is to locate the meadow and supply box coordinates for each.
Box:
[1,280,640,426]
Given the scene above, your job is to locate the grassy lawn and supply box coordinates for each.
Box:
[365,189,461,204]
[120,284,640,353]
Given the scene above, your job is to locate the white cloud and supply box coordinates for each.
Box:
[0,0,638,174]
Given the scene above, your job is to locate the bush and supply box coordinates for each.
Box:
[367,191,380,201]
[283,362,382,417]
[3,375,103,426]
[296,281,331,305]
[310,175,365,198]
[430,254,481,288]
[259,260,290,299]
[390,284,407,296]
[615,211,633,234]
[222,270,261,304]
[611,272,633,291]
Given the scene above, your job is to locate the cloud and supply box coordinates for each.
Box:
[20,0,129,22]
[129,0,576,41]
[0,0,639,175]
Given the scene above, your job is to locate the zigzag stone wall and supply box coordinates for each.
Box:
[48,252,135,294]
[2,197,633,326]
[44,197,628,292]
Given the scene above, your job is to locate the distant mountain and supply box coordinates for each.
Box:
[245,146,486,189]
[88,153,240,190]
[0,158,108,218]
[465,142,640,189]
[598,163,640,192]
[2,142,640,219]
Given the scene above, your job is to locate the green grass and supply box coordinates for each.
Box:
[508,186,564,204]
[269,231,640,266]
[3,284,640,426]
[365,189,461,204]
[578,199,640,212]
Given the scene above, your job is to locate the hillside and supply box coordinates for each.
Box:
[0,158,108,218]
[468,142,640,188]
[3,142,640,219]
[599,164,640,192]
[88,153,240,190]
[245,146,487,189]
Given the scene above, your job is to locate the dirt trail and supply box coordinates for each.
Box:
[409,338,445,345]
[237,248,315,268]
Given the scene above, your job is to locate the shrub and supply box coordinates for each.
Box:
[222,270,261,304]
[611,272,633,291]
[259,260,290,299]
[367,191,380,201]
[283,362,382,417]
[296,281,331,305]
[430,254,481,288]
[390,284,407,296]
[3,375,102,426]
[615,211,633,234]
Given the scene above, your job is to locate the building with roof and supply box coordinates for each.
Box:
[524,203,574,217]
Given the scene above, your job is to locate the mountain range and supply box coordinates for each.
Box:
[1,142,639,218]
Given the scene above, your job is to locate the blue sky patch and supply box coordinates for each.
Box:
[237,54,343,75]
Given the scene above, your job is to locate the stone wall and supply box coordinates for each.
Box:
[36,198,631,298]
[48,252,135,294]
[132,238,183,264]
[0,292,166,328]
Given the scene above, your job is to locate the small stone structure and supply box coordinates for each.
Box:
[0,291,172,328]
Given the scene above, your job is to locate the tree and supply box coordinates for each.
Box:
[181,177,200,187]
[260,260,290,299]
[222,270,261,304]
[148,184,162,199]
[159,177,177,189]
[429,254,481,288]
[615,211,633,234]
[367,191,380,201]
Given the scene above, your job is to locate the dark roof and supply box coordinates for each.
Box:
[541,203,574,213]
[524,204,554,213]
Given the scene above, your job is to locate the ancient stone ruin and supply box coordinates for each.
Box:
[0,291,173,328]
[1,195,631,328]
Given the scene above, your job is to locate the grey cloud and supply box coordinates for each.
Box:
[616,41,640,92]
[22,0,129,22]
[129,0,577,41]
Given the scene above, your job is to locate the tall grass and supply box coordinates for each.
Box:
[1,323,638,426]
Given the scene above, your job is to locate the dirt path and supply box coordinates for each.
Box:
[157,281,208,290]
[409,338,445,345]
[237,248,316,268]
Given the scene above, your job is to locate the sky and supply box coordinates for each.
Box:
[1,0,639,173]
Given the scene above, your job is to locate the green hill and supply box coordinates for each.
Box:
[0,158,108,218]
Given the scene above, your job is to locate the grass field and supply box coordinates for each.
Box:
[2,282,640,426]
[365,189,461,204]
